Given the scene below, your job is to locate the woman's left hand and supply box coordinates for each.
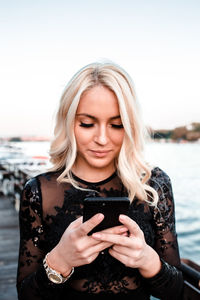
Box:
[92,214,161,278]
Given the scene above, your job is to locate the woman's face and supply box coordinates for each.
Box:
[74,85,124,177]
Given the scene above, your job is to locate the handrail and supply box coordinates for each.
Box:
[180,259,200,299]
[181,261,200,288]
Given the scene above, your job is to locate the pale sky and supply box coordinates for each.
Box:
[1,0,200,138]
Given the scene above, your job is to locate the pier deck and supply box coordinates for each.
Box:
[0,195,19,300]
[0,193,200,300]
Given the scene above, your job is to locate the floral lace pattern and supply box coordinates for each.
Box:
[16,167,183,299]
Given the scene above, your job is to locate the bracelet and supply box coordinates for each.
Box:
[43,252,74,284]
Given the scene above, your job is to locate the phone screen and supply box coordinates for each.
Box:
[83,197,130,235]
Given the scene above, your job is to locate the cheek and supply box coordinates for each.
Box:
[74,127,93,146]
[112,131,124,147]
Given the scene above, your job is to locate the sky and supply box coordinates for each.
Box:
[0,0,200,138]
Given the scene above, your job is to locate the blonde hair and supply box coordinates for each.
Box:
[49,61,158,206]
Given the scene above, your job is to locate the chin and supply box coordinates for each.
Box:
[87,158,113,170]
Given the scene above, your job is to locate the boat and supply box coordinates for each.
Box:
[0,142,51,210]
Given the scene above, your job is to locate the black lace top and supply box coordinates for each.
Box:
[16,167,183,300]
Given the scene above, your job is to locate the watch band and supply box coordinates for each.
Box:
[43,253,74,284]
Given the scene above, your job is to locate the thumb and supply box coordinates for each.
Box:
[67,216,83,230]
[119,214,142,237]
[78,213,104,236]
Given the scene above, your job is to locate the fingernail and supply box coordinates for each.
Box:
[92,233,101,239]
[119,226,128,232]
[122,233,127,236]
[97,213,104,221]
[119,214,126,221]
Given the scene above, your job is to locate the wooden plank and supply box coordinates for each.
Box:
[0,195,19,300]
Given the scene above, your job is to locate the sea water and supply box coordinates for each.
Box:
[19,141,200,264]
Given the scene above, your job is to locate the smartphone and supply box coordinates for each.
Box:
[83,196,130,235]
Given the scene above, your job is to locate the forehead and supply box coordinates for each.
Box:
[76,86,120,117]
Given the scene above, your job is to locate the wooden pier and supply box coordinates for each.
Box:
[0,195,19,300]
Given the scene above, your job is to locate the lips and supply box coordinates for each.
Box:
[90,150,111,157]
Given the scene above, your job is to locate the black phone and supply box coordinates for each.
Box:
[83,196,130,235]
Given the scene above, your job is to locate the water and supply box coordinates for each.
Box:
[14,141,200,265]
[145,142,200,265]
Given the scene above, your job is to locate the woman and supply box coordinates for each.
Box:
[17,61,183,299]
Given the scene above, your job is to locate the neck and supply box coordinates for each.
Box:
[71,165,116,183]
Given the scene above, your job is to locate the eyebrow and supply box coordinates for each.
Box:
[76,113,121,121]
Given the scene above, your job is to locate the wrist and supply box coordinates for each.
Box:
[139,246,162,278]
[48,248,72,277]
[43,252,74,284]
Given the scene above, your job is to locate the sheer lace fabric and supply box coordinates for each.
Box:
[16,167,183,299]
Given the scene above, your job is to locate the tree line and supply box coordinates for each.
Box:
[149,122,200,142]
[1,123,200,143]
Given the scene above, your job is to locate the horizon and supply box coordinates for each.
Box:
[1,0,200,137]
[1,120,199,141]
[0,119,199,139]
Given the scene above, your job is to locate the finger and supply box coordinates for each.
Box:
[119,215,143,237]
[78,213,104,236]
[109,246,142,268]
[109,247,130,266]
[85,241,113,257]
[112,244,135,257]
[92,231,130,247]
[102,225,128,235]
[67,216,83,230]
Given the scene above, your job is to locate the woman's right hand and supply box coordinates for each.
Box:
[47,214,128,276]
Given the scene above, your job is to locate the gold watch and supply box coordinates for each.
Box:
[43,253,74,284]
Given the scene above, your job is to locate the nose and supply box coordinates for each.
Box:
[94,125,108,145]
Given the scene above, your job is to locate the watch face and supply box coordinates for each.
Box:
[48,273,62,284]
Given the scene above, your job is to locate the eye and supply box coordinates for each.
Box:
[111,124,124,129]
[80,122,94,128]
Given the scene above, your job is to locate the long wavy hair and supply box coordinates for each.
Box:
[49,61,158,205]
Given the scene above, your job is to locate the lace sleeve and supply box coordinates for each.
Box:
[145,168,184,300]
[16,177,64,300]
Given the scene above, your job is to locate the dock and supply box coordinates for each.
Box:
[0,195,19,300]
[0,140,200,299]
[0,142,51,300]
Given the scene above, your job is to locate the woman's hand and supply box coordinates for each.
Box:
[47,213,128,277]
[92,214,162,278]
